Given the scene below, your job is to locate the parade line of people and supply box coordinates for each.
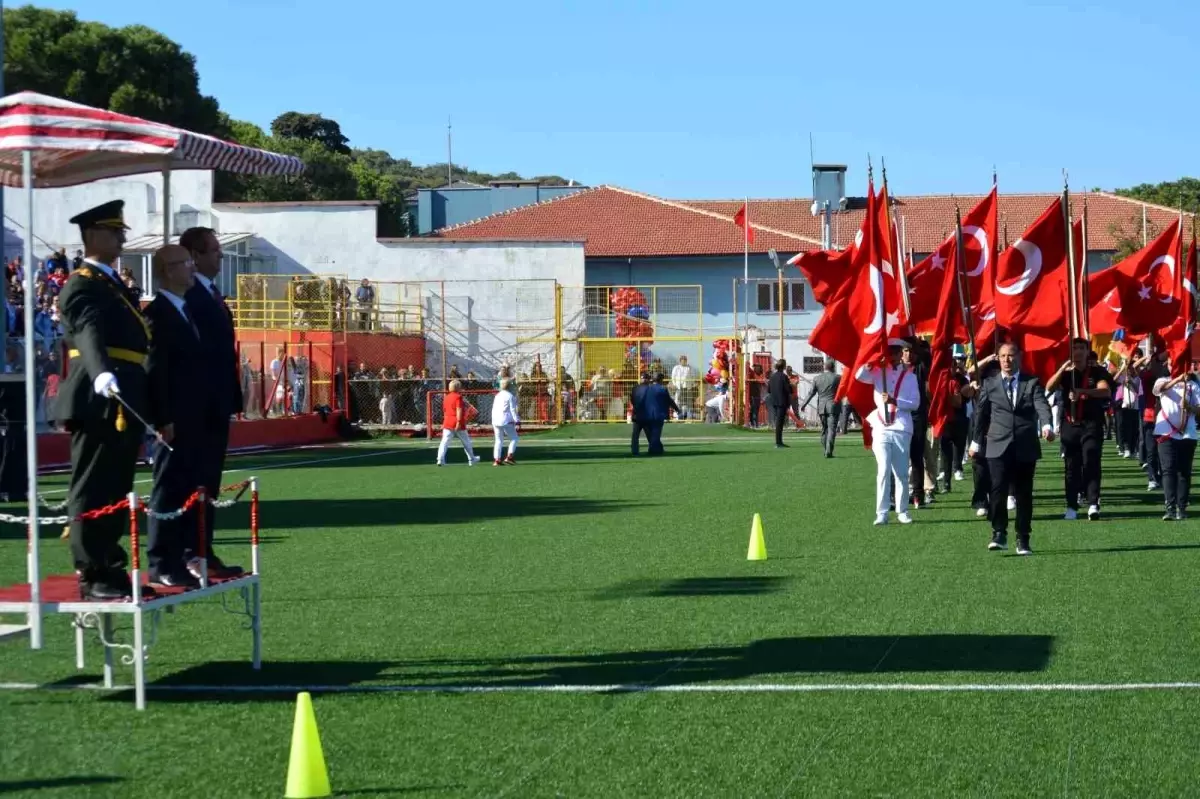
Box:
[851,336,1197,556]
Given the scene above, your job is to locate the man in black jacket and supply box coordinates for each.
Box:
[767,359,793,448]
[181,228,244,577]
[55,201,151,600]
[145,246,208,587]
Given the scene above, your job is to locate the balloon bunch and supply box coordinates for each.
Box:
[705,339,734,385]
[611,287,654,364]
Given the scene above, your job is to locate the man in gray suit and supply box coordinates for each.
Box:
[801,359,841,457]
[968,341,1055,556]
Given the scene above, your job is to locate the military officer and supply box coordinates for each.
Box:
[55,200,152,600]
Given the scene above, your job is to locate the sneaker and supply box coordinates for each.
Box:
[503,457,516,465]
[924,491,936,505]
[1064,508,1078,521]
[1177,509,1188,521]
[897,512,914,524]
[493,459,503,467]
[975,507,988,518]
[1163,509,1176,522]
[1122,451,1131,459]
[436,461,445,467]
[470,455,481,466]
[1006,496,1017,511]
[873,514,888,526]
[988,531,1008,551]
[1016,537,1032,556]
[1149,481,1160,491]
[1087,505,1100,521]
[954,470,965,481]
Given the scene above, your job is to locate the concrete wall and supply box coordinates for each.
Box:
[417,185,587,234]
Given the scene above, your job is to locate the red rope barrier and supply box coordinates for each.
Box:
[251,485,259,548]
[195,486,207,563]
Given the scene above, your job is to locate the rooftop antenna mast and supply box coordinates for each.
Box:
[447,116,453,187]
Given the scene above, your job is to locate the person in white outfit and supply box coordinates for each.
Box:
[436,379,480,466]
[491,377,520,465]
[857,342,921,525]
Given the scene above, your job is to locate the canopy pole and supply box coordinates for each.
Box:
[162,166,171,247]
[22,149,41,650]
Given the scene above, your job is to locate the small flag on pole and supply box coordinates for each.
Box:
[734,202,755,245]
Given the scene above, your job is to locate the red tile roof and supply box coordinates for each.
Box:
[434,186,1192,258]
[685,192,1193,254]
[433,186,821,257]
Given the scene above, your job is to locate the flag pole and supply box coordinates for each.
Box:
[1080,201,1090,340]
[882,159,911,322]
[954,206,978,362]
[993,169,1002,355]
[1063,171,1079,340]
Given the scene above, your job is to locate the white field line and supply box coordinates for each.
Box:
[35,434,793,495]
[3,681,1200,695]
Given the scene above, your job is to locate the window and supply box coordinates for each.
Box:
[756,280,806,312]
[802,357,825,375]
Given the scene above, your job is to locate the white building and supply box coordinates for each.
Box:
[2,170,586,376]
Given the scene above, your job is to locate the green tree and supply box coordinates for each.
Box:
[271,112,351,155]
[1107,214,1163,265]
[1114,178,1200,213]
[3,6,222,135]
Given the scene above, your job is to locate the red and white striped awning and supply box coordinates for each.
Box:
[0,91,304,188]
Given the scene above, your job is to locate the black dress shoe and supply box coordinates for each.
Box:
[150,570,200,589]
[80,578,128,601]
[988,531,1008,551]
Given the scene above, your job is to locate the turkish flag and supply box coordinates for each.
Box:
[1163,232,1197,370]
[994,197,1068,338]
[907,189,998,349]
[791,245,855,307]
[927,227,967,439]
[808,180,901,448]
[734,203,756,245]
[1115,218,1182,335]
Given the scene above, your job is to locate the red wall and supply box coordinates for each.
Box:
[344,333,426,372]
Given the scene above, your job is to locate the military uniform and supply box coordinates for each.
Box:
[54,201,151,600]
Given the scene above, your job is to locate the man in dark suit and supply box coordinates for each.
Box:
[767,359,794,448]
[646,373,681,455]
[180,227,244,577]
[629,372,652,456]
[55,200,152,600]
[969,341,1055,555]
[145,245,207,587]
[801,359,841,457]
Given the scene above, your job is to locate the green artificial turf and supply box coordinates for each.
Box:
[2,427,1199,797]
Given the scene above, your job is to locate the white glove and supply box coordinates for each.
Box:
[93,372,120,397]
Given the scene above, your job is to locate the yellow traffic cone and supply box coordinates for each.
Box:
[747,513,767,561]
[285,692,332,799]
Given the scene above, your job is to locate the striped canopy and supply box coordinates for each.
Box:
[0,91,304,188]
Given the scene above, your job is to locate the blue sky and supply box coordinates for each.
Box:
[32,0,1198,199]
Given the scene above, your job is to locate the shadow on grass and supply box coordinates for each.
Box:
[595,576,790,599]
[257,496,653,529]
[103,634,1054,702]
[0,776,123,793]
[339,788,465,796]
[1036,543,1200,556]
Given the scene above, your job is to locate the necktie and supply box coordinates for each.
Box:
[1009,377,1017,406]
[182,302,200,339]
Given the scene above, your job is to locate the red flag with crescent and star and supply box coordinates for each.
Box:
[1163,231,1197,370]
[994,197,1068,338]
[906,189,998,351]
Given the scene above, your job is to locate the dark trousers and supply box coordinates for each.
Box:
[940,420,967,489]
[630,419,646,455]
[910,415,928,498]
[1060,420,1103,509]
[987,455,1036,537]
[1142,421,1162,482]
[819,408,840,456]
[972,453,991,510]
[67,419,144,577]
[1158,437,1197,512]
[148,425,203,575]
[748,395,761,428]
[647,421,664,454]
[772,404,787,445]
[196,417,232,557]
[1117,408,1139,454]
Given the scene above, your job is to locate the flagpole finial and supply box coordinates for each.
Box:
[1062,168,1069,190]
[992,165,997,186]
[867,154,873,180]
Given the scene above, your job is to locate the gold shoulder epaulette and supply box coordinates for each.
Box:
[77,266,93,278]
